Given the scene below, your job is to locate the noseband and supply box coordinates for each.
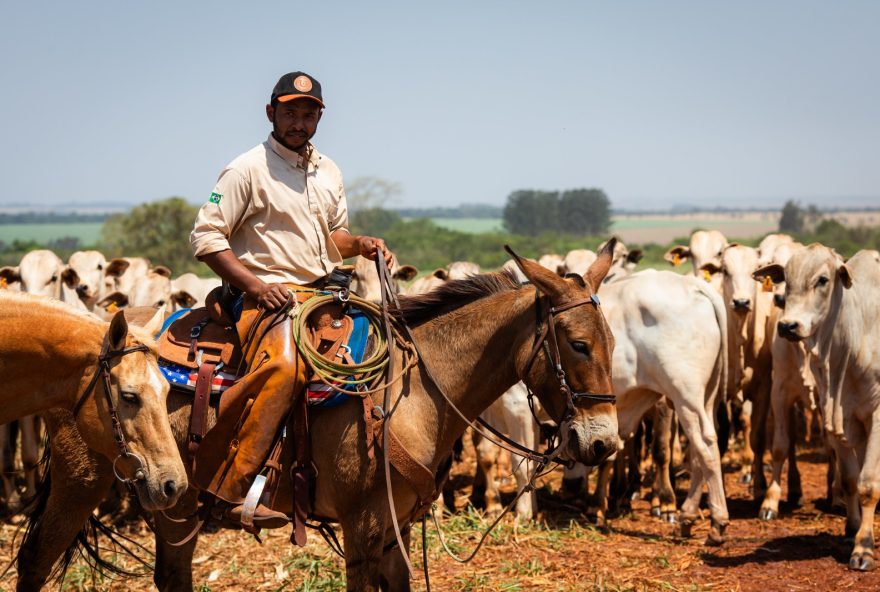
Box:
[523,287,616,423]
[72,342,152,485]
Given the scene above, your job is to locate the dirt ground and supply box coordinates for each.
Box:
[1,441,879,591]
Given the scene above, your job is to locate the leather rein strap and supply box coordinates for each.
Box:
[72,342,152,485]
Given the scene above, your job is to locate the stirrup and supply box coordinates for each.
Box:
[240,474,268,528]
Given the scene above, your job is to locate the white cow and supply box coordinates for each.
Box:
[561,249,597,276]
[406,262,480,297]
[350,255,418,303]
[170,272,223,310]
[97,266,174,312]
[665,230,729,284]
[102,256,152,296]
[61,250,109,310]
[0,250,64,299]
[537,253,565,276]
[761,246,880,571]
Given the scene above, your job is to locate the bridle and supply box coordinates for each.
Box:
[72,341,152,485]
[522,285,616,426]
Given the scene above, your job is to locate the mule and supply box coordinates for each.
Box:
[0,291,188,589]
[19,243,620,591]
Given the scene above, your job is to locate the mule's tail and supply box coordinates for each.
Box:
[8,433,153,584]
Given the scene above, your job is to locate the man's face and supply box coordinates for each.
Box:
[266,99,323,153]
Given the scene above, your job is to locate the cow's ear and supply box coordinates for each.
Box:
[394,265,418,281]
[105,258,130,278]
[152,265,172,278]
[431,268,449,280]
[61,267,80,288]
[752,264,785,285]
[626,249,643,265]
[838,263,853,289]
[171,290,197,309]
[700,262,722,275]
[0,266,21,285]
[664,246,690,266]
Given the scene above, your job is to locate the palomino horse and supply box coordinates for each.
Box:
[17,242,620,592]
[0,291,187,589]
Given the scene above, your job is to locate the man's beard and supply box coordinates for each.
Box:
[273,121,312,153]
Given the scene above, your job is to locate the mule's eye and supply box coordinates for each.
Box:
[120,391,140,404]
[571,341,591,356]
[156,299,165,307]
[816,275,829,287]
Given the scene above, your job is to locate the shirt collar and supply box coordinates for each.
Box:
[267,134,322,170]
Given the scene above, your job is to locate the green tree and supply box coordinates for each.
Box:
[100,197,202,274]
[779,200,804,233]
[346,176,402,211]
[350,208,403,236]
[503,190,559,236]
[558,188,611,235]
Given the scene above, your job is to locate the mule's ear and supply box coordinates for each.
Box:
[152,265,173,278]
[664,246,690,266]
[838,263,853,289]
[105,258,130,278]
[61,267,80,288]
[171,290,197,309]
[431,268,449,280]
[0,266,21,285]
[505,245,568,300]
[141,306,166,336]
[626,249,643,265]
[394,265,418,281]
[108,310,128,350]
[97,292,129,311]
[584,237,617,292]
[752,264,785,285]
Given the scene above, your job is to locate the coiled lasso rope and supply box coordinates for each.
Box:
[291,293,418,395]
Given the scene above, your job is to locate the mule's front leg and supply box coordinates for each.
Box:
[380,528,412,592]
[342,509,388,591]
[153,488,202,591]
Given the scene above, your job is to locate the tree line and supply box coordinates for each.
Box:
[503,188,611,236]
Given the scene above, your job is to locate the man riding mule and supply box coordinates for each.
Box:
[187,71,394,531]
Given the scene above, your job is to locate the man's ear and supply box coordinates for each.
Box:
[266,103,275,123]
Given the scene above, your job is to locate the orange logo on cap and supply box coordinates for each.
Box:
[294,75,313,93]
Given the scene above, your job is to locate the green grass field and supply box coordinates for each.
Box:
[425,217,505,233]
[0,222,103,245]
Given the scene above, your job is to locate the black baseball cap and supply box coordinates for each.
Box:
[271,72,324,107]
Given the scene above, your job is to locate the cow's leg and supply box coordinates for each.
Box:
[608,438,633,516]
[736,399,754,484]
[650,403,676,523]
[786,401,804,507]
[832,438,862,540]
[472,430,501,516]
[508,421,539,522]
[562,463,588,499]
[760,379,792,520]
[749,384,772,500]
[19,415,41,503]
[849,413,880,571]
[587,460,613,528]
[380,529,412,592]
[0,422,22,514]
[343,508,387,592]
[677,402,728,545]
[152,489,202,592]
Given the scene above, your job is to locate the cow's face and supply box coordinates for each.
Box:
[714,245,759,315]
[765,245,852,342]
[17,250,63,298]
[63,251,108,305]
[128,269,172,308]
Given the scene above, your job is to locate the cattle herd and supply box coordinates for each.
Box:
[1,231,879,583]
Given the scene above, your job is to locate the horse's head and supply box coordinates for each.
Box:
[508,239,619,467]
[78,309,187,511]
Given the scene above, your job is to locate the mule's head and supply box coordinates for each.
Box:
[80,309,187,510]
[507,240,619,467]
[754,244,851,342]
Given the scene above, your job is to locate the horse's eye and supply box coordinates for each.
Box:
[816,276,829,287]
[120,391,140,404]
[571,341,591,356]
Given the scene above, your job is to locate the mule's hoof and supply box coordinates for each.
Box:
[739,473,753,484]
[705,533,725,547]
[662,511,678,525]
[788,495,804,508]
[759,508,777,521]
[679,522,694,538]
[650,506,661,518]
[849,553,876,572]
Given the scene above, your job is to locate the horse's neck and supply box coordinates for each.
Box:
[403,288,534,463]
[0,304,103,419]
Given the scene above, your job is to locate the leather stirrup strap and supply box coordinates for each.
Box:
[188,362,217,461]
[291,380,310,547]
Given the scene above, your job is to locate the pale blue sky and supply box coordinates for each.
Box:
[1,1,877,210]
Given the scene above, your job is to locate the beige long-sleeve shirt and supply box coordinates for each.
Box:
[190,134,349,285]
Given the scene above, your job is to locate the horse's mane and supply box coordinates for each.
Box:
[393,268,523,326]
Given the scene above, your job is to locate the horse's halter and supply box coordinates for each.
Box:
[523,285,616,425]
[72,342,152,485]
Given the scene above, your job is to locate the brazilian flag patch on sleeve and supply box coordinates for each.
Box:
[209,192,223,204]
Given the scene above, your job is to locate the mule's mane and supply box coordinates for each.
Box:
[393,269,523,326]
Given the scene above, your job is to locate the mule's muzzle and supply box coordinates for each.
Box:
[568,423,618,467]
[135,470,188,511]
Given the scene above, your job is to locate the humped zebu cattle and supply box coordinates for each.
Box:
[350,254,418,301]
[700,244,775,494]
[407,261,480,296]
[597,238,643,284]
[102,256,151,296]
[665,230,729,289]
[60,250,110,311]
[537,253,565,276]
[561,249,597,276]
[169,272,222,310]
[757,246,880,571]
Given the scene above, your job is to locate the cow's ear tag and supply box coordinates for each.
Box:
[703,270,712,283]
[762,276,774,292]
[673,253,682,266]
[0,277,7,289]
[106,301,120,313]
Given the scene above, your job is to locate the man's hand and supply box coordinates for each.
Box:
[358,236,395,267]
[251,282,291,311]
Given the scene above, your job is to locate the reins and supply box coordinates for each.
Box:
[72,341,152,486]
